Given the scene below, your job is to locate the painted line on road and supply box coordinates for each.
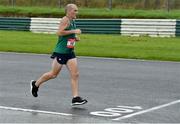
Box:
[0,105,73,118]
[113,99,180,121]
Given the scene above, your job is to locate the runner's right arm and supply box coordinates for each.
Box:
[57,17,81,36]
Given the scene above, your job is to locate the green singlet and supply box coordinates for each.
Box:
[54,19,76,54]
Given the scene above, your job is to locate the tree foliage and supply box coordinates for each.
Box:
[0,0,179,9]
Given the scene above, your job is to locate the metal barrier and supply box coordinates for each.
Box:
[30,18,121,34]
[76,19,121,34]
[121,19,177,37]
[30,18,60,33]
[0,17,179,37]
[0,17,31,31]
[176,20,180,36]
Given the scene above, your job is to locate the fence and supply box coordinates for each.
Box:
[0,17,180,37]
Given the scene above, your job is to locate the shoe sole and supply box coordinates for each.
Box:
[30,80,33,95]
[71,100,88,106]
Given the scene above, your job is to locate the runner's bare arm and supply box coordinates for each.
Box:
[57,17,81,36]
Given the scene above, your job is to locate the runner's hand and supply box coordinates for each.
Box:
[75,36,80,41]
[73,29,81,34]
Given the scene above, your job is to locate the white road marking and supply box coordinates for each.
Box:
[0,105,73,117]
[90,105,143,117]
[117,106,142,110]
[113,100,180,121]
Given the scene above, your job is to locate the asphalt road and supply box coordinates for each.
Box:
[0,52,180,123]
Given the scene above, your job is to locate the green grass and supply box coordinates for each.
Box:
[0,5,180,19]
[0,30,180,62]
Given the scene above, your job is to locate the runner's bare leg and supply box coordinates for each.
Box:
[66,58,79,97]
[35,58,63,87]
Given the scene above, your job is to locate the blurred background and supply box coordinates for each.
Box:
[0,0,179,10]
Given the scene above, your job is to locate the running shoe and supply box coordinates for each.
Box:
[71,96,88,106]
[30,80,39,97]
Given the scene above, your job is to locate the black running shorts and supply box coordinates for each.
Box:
[50,52,76,65]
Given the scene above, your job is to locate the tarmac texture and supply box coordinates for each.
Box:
[0,52,180,123]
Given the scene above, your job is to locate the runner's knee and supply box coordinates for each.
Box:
[71,72,79,79]
[51,73,58,79]
[48,72,58,79]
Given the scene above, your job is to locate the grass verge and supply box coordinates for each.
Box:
[0,30,180,62]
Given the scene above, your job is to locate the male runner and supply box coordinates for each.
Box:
[30,4,88,106]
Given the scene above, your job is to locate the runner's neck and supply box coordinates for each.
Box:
[66,15,73,21]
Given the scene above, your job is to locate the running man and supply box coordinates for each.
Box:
[30,4,88,106]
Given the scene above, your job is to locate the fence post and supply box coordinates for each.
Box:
[144,0,148,8]
[30,0,34,6]
[85,0,88,7]
[10,0,15,7]
[71,0,76,3]
[166,0,170,12]
[58,0,61,8]
[108,0,112,10]
[155,0,160,9]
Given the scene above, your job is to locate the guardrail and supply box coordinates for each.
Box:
[121,19,176,37]
[0,17,31,31]
[30,18,121,34]
[176,20,180,36]
[0,17,179,37]
[76,19,121,34]
[30,18,60,33]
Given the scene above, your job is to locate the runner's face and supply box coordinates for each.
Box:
[69,6,78,19]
